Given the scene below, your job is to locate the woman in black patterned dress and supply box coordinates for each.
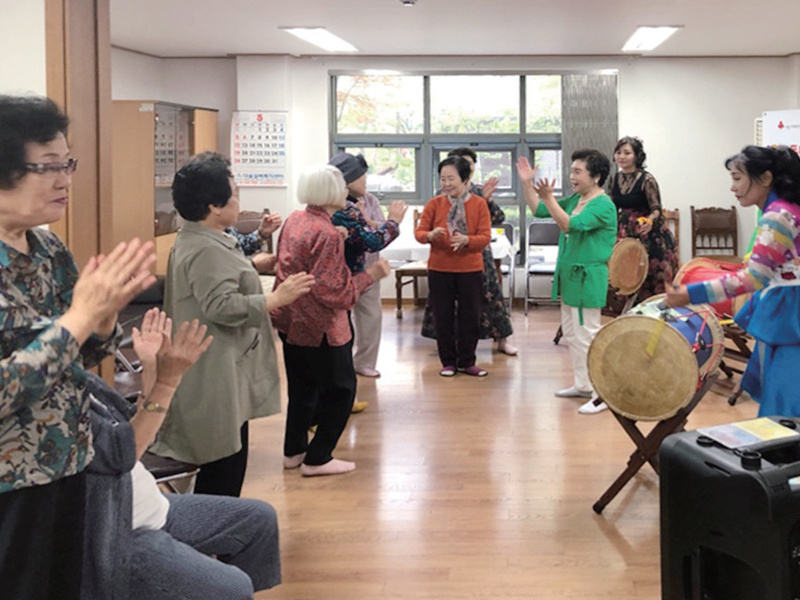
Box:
[608,137,678,303]
[421,148,517,355]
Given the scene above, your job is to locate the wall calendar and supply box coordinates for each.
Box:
[230,111,287,187]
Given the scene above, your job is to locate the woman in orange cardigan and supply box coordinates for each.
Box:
[415,156,491,377]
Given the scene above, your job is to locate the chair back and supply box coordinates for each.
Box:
[690,205,738,258]
[662,208,680,262]
[528,220,561,246]
[501,222,515,246]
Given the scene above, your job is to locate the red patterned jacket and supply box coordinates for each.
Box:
[271,205,374,346]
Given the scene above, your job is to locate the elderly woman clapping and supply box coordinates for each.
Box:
[0,95,157,599]
[150,152,314,497]
[273,164,390,477]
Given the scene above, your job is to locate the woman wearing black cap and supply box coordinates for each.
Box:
[329,152,407,410]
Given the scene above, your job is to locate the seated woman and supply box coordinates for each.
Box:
[0,95,157,599]
[150,152,314,497]
[667,145,800,417]
[83,309,281,600]
[415,156,492,377]
[272,164,391,476]
[516,150,617,414]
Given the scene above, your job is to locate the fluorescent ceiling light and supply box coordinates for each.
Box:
[281,27,358,53]
[623,26,682,52]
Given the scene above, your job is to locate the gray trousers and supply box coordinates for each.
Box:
[130,494,281,600]
[352,282,382,371]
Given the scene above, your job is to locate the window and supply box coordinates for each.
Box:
[433,148,515,198]
[330,71,616,262]
[526,75,562,134]
[430,75,520,134]
[335,75,423,134]
[342,146,417,194]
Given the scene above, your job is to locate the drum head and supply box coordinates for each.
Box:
[673,257,724,286]
[608,238,649,296]
[588,314,699,421]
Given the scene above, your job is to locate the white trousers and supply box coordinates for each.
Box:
[560,304,601,393]
[352,282,382,371]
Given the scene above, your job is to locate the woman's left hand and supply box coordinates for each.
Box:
[132,308,171,369]
[482,177,499,202]
[259,213,282,237]
[533,178,557,203]
[155,319,213,388]
[450,232,469,251]
[636,216,653,236]
[664,284,690,308]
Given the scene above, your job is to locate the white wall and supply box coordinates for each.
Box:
[0,0,47,95]
[111,48,237,157]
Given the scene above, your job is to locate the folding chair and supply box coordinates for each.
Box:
[524,220,560,315]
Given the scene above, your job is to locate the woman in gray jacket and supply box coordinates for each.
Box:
[150,152,314,497]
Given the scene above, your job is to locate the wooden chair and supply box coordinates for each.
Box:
[662,208,680,264]
[691,205,738,259]
[395,209,429,318]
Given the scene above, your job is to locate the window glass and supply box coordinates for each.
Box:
[526,75,562,133]
[336,76,423,134]
[344,146,417,194]
[434,149,514,194]
[430,76,520,134]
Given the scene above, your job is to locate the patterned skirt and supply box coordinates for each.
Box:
[616,208,679,302]
[421,246,513,341]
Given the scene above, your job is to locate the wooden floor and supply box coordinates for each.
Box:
[244,304,756,600]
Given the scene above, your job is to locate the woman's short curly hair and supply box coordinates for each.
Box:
[0,96,69,190]
[172,152,233,222]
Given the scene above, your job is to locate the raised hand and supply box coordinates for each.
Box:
[131,308,171,368]
[334,226,349,240]
[62,238,157,342]
[387,200,408,223]
[533,177,557,201]
[482,177,499,201]
[154,319,213,388]
[259,213,283,237]
[515,157,538,185]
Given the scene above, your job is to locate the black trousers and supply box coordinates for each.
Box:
[281,334,356,466]
[427,269,483,368]
[0,471,86,600]
[194,422,249,497]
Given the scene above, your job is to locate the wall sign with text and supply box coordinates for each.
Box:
[230,111,287,187]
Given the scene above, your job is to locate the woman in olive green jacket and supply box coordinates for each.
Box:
[516,150,617,414]
[150,152,314,497]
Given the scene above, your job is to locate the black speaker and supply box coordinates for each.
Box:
[660,418,800,599]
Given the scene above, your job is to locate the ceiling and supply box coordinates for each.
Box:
[110,0,800,59]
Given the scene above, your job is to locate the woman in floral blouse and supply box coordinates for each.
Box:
[272,164,390,476]
[0,95,156,599]
[608,136,678,304]
[667,145,800,417]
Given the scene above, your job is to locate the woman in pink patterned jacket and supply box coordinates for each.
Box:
[272,164,390,477]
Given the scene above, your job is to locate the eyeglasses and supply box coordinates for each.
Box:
[24,158,78,176]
